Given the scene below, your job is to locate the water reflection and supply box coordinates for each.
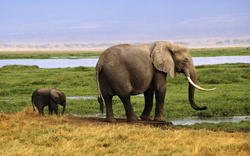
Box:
[67,96,97,100]
[1,56,250,68]
[169,116,250,125]
[75,114,249,125]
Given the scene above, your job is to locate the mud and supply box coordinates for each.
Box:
[66,115,173,128]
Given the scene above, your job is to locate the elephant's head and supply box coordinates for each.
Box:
[50,89,66,114]
[151,41,215,110]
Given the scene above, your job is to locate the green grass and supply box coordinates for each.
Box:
[190,47,250,57]
[0,64,249,119]
[0,51,102,59]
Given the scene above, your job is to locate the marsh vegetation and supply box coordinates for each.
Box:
[1,63,249,118]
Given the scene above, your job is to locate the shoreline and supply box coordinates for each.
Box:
[0,46,249,54]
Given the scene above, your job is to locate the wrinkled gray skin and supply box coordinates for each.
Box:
[96,41,207,122]
[31,88,66,116]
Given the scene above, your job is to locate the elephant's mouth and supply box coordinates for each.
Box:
[176,69,184,73]
[187,77,216,91]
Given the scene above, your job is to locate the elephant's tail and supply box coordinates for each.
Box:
[96,70,104,114]
[31,96,36,112]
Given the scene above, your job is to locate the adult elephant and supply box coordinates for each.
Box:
[96,41,215,122]
[31,88,66,116]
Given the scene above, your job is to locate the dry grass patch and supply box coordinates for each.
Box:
[0,107,249,155]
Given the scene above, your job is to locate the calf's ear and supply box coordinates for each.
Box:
[50,89,61,104]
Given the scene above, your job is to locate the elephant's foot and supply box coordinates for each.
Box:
[154,116,166,122]
[105,117,116,123]
[140,115,152,121]
[127,115,139,122]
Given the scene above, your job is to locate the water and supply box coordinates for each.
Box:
[193,56,250,65]
[1,56,250,68]
[169,116,250,125]
[0,58,98,68]
[67,96,97,100]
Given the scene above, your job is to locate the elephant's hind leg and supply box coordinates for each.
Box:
[103,95,116,122]
[37,106,45,116]
[119,95,139,122]
[35,102,45,116]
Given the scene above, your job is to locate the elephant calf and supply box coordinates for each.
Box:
[31,88,66,116]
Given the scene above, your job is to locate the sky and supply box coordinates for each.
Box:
[0,0,250,44]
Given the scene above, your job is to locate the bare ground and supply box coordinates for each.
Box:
[1,107,173,129]
[65,115,173,128]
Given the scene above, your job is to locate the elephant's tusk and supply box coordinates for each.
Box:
[187,77,216,91]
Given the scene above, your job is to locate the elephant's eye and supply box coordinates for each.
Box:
[184,58,188,63]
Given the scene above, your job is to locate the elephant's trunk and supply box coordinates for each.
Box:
[188,79,207,110]
[184,68,215,110]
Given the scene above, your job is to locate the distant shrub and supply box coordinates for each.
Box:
[205,78,221,84]
[2,65,39,69]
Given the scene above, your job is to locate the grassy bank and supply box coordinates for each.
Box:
[0,108,249,155]
[0,51,102,59]
[0,64,249,119]
[190,47,250,57]
[0,47,249,59]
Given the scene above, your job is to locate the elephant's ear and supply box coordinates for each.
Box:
[151,41,176,78]
[50,89,61,104]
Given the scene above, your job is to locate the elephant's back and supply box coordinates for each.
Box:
[98,43,152,62]
[32,88,52,97]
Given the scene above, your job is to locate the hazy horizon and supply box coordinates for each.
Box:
[1,36,250,52]
[0,0,250,49]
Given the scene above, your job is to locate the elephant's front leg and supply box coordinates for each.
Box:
[153,72,167,121]
[119,95,139,122]
[140,88,154,120]
[50,100,59,116]
[48,106,53,115]
[154,88,166,121]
